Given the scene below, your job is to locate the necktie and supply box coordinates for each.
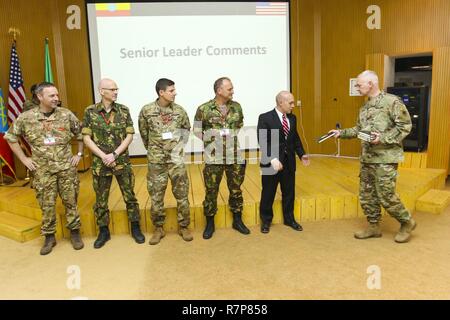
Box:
[282,114,289,139]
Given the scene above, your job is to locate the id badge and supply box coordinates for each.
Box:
[220,128,230,137]
[44,136,56,145]
[162,132,173,140]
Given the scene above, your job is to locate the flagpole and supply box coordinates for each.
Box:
[0,158,15,186]
[4,27,28,185]
[0,158,3,185]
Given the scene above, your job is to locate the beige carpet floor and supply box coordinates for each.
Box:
[1,181,449,300]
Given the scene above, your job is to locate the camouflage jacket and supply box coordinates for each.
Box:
[138,100,191,164]
[22,99,39,112]
[340,92,412,163]
[82,102,134,176]
[4,107,82,173]
[193,99,244,164]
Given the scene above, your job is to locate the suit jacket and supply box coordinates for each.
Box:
[257,109,305,172]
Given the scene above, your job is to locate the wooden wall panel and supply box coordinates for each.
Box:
[371,0,450,55]
[291,0,317,154]
[57,0,94,119]
[318,0,369,156]
[0,0,55,97]
[365,53,385,88]
[427,47,450,173]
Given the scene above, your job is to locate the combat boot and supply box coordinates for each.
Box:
[354,222,382,239]
[94,226,111,249]
[130,221,145,244]
[40,234,56,255]
[394,218,417,243]
[70,229,84,250]
[232,213,250,235]
[149,227,165,245]
[178,226,193,242]
[203,216,215,239]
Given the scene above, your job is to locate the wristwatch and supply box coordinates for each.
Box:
[113,151,119,159]
[77,152,83,157]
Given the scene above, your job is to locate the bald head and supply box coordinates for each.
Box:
[276,91,293,105]
[98,78,119,103]
[275,91,295,114]
[98,78,117,91]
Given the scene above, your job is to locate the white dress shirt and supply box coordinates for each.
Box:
[275,107,290,130]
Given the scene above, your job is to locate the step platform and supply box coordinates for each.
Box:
[416,189,450,214]
[0,211,41,242]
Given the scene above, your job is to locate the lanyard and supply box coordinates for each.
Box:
[100,111,113,125]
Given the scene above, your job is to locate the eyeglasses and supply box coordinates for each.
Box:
[102,88,119,92]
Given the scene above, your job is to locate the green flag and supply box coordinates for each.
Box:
[0,88,8,133]
[44,38,53,83]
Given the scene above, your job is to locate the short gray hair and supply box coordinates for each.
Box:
[213,77,231,94]
[357,70,379,85]
[35,82,56,95]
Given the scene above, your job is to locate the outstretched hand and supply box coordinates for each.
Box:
[328,129,340,138]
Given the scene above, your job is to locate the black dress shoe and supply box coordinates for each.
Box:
[284,221,303,231]
[261,222,270,234]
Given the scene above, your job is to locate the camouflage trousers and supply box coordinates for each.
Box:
[34,167,81,235]
[359,163,411,223]
[203,163,246,217]
[147,163,190,227]
[92,169,140,227]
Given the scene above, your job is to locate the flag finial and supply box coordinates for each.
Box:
[8,27,20,41]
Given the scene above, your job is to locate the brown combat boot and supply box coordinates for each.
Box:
[354,222,382,239]
[178,227,193,242]
[40,234,56,255]
[70,229,84,250]
[394,218,417,243]
[149,227,165,245]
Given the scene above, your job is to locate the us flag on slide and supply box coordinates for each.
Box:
[255,2,288,15]
[7,41,26,123]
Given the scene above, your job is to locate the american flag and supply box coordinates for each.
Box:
[7,42,26,123]
[256,2,288,15]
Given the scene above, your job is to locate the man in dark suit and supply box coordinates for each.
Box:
[257,91,310,233]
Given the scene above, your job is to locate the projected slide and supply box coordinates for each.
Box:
[86,2,290,156]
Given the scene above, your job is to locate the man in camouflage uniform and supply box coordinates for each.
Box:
[139,78,192,245]
[5,82,84,255]
[194,77,249,239]
[22,84,40,112]
[82,78,145,248]
[329,70,416,243]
